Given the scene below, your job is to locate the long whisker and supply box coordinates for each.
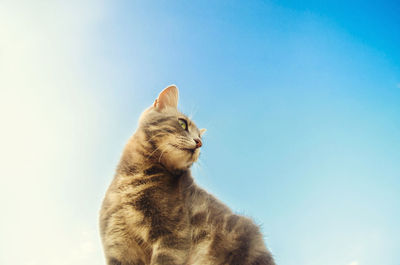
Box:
[146,142,169,160]
[158,145,171,163]
[176,136,195,145]
[146,132,168,143]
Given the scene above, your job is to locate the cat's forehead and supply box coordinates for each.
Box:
[141,107,197,127]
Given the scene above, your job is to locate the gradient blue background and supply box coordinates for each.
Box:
[1,1,399,265]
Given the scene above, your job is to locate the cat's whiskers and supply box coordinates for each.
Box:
[176,136,195,148]
[158,144,171,163]
[145,142,169,161]
[145,132,168,143]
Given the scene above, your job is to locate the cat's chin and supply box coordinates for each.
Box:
[160,149,200,171]
[161,160,193,171]
[162,158,197,171]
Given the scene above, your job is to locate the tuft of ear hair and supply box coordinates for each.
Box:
[154,85,179,110]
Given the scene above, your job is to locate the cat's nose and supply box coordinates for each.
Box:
[194,138,202,148]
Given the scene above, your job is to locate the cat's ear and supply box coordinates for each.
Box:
[200,128,207,136]
[153,85,179,110]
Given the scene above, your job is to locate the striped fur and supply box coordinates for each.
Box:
[100,85,275,265]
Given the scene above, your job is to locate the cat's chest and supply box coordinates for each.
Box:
[126,173,189,214]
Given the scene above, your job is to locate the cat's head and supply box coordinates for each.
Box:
[137,85,205,170]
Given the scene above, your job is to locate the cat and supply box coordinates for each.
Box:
[99,85,275,265]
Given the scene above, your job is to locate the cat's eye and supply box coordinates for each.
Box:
[178,118,188,131]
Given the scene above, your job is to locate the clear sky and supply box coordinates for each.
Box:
[1,1,399,265]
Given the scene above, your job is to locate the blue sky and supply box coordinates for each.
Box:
[1,1,399,265]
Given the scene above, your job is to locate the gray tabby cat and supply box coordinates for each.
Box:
[100,85,275,265]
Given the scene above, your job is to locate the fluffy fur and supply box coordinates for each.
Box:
[99,85,275,265]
